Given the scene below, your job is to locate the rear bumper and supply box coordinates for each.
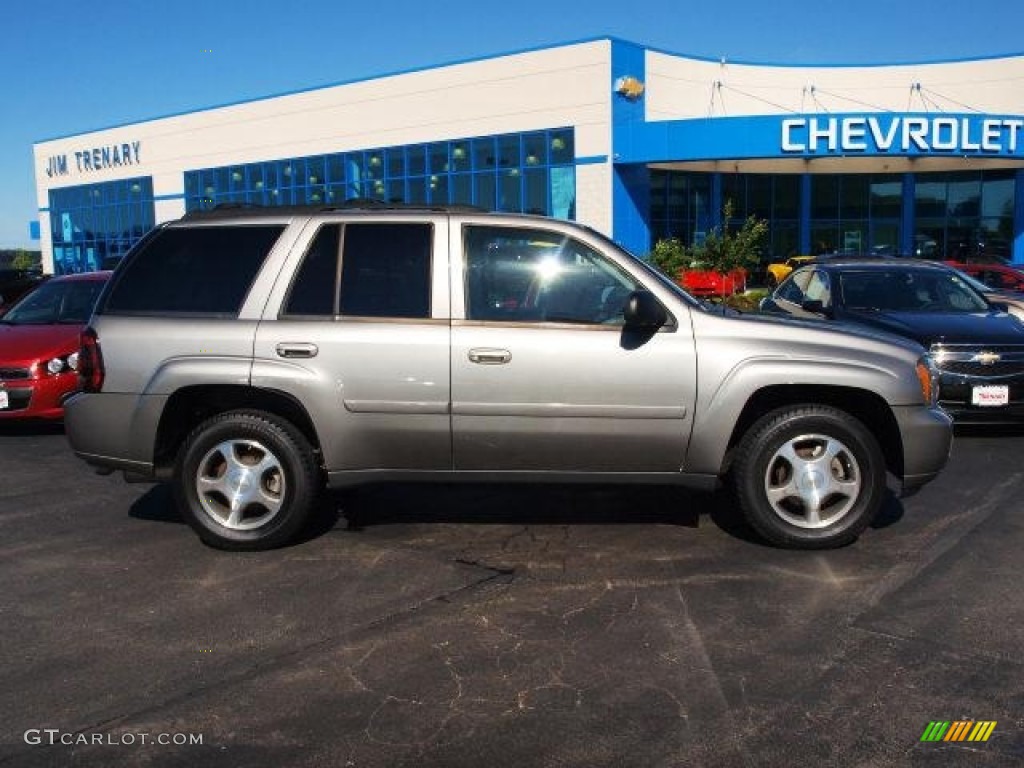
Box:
[64,391,165,473]
[893,404,954,491]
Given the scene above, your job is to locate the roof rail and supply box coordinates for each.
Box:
[180,200,489,220]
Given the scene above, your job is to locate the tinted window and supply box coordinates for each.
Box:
[284,225,340,316]
[464,225,638,324]
[338,223,432,318]
[105,225,284,315]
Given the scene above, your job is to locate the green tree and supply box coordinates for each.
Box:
[649,200,768,298]
[11,250,41,271]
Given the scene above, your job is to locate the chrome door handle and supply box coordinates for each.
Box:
[468,348,511,365]
[276,342,319,359]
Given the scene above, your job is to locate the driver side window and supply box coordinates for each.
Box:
[463,226,639,325]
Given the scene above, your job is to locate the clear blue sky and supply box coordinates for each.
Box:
[4,0,1023,250]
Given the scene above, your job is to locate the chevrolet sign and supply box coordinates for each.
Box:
[781,116,1024,155]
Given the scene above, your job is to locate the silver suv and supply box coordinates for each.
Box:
[65,206,953,550]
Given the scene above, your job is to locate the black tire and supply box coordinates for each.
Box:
[173,410,320,550]
[729,405,886,549]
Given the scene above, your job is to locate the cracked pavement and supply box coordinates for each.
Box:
[0,423,1022,766]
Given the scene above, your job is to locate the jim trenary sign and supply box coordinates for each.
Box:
[44,140,142,178]
[781,114,1024,156]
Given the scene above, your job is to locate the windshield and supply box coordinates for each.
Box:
[839,269,990,313]
[1,279,105,325]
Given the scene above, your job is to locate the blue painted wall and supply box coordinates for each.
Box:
[610,39,650,254]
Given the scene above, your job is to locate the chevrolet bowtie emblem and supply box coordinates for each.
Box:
[614,75,645,100]
[971,351,1001,365]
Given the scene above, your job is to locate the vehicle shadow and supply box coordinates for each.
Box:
[128,484,343,543]
[0,420,65,437]
[126,481,905,548]
[128,484,182,524]
[954,423,1024,438]
[706,486,903,546]
[335,483,703,532]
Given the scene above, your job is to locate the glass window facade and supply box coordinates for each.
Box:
[184,128,576,219]
[722,173,802,260]
[650,171,712,247]
[48,177,155,274]
[914,170,1015,261]
[649,169,1015,262]
[808,173,903,256]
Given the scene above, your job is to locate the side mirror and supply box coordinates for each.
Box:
[623,290,668,329]
[989,300,1010,313]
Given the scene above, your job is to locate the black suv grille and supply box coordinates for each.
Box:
[933,345,1024,378]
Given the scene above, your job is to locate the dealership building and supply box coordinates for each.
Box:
[32,37,1024,274]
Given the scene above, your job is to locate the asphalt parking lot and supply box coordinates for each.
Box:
[0,423,1022,767]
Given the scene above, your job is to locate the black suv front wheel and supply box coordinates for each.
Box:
[174,410,320,550]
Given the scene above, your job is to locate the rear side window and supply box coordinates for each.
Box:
[104,225,284,315]
[339,223,432,318]
[284,225,339,316]
[283,223,432,319]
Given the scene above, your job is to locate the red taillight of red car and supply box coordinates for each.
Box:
[78,328,105,393]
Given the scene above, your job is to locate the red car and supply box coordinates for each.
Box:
[0,272,110,420]
[679,267,747,296]
[946,261,1024,292]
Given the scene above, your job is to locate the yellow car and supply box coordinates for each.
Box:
[766,255,816,287]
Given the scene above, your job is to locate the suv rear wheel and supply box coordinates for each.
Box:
[730,405,886,549]
[174,410,320,550]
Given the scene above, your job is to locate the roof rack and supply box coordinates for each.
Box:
[180,200,489,220]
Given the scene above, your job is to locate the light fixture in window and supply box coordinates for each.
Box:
[507,168,521,178]
[271,189,279,197]
[452,146,466,160]
[254,181,264,190]
[551,136,567,151]
[310,192,322,202]
[231,171,243,182]
[130,182,141,193]
[282,166,292,177]
[204,186,215,195]
[525,154,539,166]
[309,175,318,184]
[369,155,382,167]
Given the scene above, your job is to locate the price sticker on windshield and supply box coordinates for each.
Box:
[972,385,1009,407]
[0,390,8,409]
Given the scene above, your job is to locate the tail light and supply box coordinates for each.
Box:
[78,327,105,393]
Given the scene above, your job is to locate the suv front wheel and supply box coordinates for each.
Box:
[174,410,320,550]
[730,405,887,549]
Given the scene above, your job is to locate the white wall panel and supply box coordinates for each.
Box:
[575,163,611,236]
[35,41,612,205]
[646,50,1024,121]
